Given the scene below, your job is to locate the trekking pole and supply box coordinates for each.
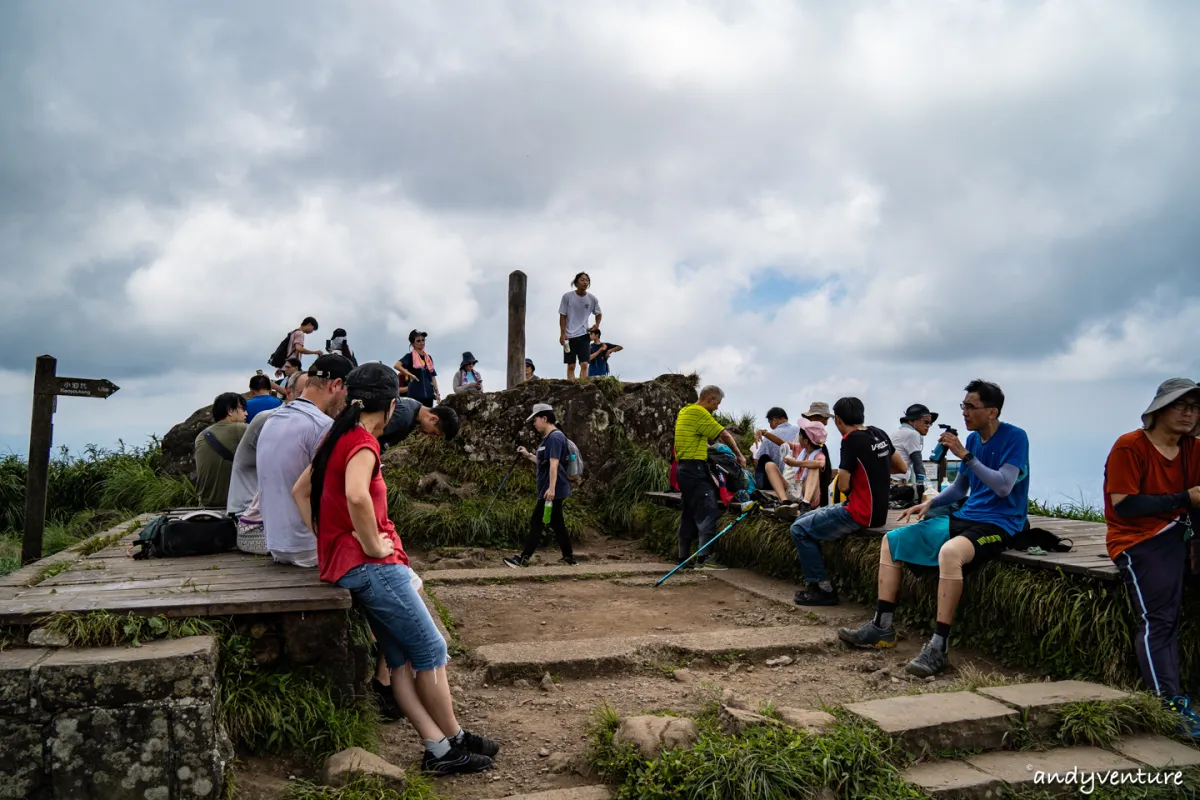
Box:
[480,453,522,522]
[655,501,758,587]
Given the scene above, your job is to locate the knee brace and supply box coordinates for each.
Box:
[938,536,975,581]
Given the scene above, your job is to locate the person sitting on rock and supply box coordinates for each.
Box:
[781,419,831,510]
[245,373,282,422]
[838,380,1030,679]
[790,397,903,607]
[1103,377,1200,739]
[257,354,353,568]
[753,407,800,505]
[452,352,483,394]
[504,403,579,568]
[193,392,248,508]
[291,362,499,775]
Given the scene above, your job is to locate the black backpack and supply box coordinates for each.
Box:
[708,444,749,493]
[267,331,293,369]
[131,511,238,560]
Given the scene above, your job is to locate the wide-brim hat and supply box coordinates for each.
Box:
[525,402,554,423]
[901,403,939,424]
[460,351,477,369]
[1141,377,1200,436]
[801,401,832,421]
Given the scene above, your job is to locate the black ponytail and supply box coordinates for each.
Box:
[309,394,395,531]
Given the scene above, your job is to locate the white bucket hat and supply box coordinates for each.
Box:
[1141,377,1200,436]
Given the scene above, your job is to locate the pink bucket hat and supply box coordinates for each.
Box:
[798,419,827,446]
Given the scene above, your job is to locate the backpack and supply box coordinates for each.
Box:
[130,511,238,560]
[708,443,752,494]
[268,331,294,369]
[564,437,585,478]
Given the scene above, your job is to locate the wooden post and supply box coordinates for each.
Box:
[22,355,57,565]
[507,270,527,389]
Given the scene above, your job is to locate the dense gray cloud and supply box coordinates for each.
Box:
[2,0,1198,502]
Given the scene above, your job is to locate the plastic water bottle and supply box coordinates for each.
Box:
[542,503,553,524]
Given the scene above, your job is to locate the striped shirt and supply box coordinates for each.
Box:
[674,404,724,461]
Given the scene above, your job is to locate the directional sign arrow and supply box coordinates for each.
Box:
[53,377,120,399]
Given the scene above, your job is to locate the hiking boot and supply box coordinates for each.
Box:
[1166,696,1200,740]
[559,556,579,566]
[837,621,897,649]
[793,585,839,606]
[906,641,949,678]
[421,747,493,776]
[456,729,501,758]
[503,556,528,569]
[695,560,728,571]
[370,678,405,722]
[676,559,695,570]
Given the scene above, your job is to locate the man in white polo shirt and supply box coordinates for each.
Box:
[257,354,353,567]
[558,271,601,381]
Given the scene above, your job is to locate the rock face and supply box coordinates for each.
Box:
[161,404,213,478]
[0,636,229,800]
[613,715,699,759]
[322,747,406,789]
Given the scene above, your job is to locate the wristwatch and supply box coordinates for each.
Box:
[962,451,976,466]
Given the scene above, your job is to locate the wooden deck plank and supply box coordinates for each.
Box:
[17,573,326,595]
[0,586,349,624]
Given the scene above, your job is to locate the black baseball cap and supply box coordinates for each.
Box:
[901,403,939,424]
[408,329,428,343]
[309,353,354,381]
[346,361,399,399]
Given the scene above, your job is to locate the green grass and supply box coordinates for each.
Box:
[37,610,221,647]
[281,772,447,800]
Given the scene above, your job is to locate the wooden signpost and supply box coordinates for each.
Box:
[506,269,527,390]
[22,355,120,565]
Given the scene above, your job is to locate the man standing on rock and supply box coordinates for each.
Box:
[257,354,352,567]
[559,272,601,381]
[673,385,746,570]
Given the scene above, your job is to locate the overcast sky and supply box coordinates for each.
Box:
[2,0,1197,506]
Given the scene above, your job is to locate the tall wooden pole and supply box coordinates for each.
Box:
[23,355,57,565]
[507,270,527,389]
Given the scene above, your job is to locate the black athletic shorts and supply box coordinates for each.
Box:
[949,515,1011,575]
[563,334,590,365]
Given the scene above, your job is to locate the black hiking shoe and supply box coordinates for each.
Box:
[456,729,501,758]
[905,641,949,677]
[794,584,839,606]
[370,678,405,721]
[421,747,493,776]
[559,556,579,566]
[836,621,897,649]
[695,560,728,571]
[503,555,529,569]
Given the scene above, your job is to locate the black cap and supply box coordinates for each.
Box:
[408,329,428,344]
[901,403,939,424]
[309,353,354,381]
[346,362,399,399]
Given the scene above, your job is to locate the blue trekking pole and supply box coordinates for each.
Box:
[480,453,522,522]
[655,501,759,587]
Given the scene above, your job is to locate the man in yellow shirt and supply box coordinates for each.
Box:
[674,384,747,569]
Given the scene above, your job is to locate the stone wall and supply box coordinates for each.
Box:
[0,636,229,800]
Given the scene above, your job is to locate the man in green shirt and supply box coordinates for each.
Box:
[194,392,249,508]
[673,384,746,569]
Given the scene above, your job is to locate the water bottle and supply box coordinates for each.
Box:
[542,502,553,524]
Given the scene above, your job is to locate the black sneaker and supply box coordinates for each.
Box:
[794,585,839,606]
[371,678,405,721]
[503,555,528,569]
[421,747,493,775]
[905,641,948,677]
[455,729,501,758]
[559,556,579,566]
[837,621,897,649]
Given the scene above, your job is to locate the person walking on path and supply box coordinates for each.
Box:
[559,272,601,380]
[504,404,579,567]
[292,362,499,775]
[1103,377,1200,739]
[452,352,483,394]
[673,385,746,570]
[287,316,324,365]
[395,329,441,407]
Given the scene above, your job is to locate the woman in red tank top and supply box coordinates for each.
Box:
[292,363,499,775]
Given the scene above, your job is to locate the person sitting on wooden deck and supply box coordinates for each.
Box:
[790,397,904,607]
[1103,377,1200,739]
[838,379,1030,679]
[674,384,746,570]
[257,353,353,568]
[292,362,500,775]
[753,407,801,507]
[889,403,937,504]
[781,419,831,509]
[193,391,248,509]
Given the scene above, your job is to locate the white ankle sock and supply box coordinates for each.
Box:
[425,737,451,758]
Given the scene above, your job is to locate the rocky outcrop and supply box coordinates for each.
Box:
[161,405,212,478]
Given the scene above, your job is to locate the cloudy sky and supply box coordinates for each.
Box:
[2,0,1196,505]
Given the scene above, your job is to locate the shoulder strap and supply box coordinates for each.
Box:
[204,430,235,461]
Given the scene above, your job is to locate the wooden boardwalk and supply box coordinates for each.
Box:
[0,513,349,625]
[644,491,1118,581]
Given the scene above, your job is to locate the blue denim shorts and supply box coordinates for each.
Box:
[337,563,448,672]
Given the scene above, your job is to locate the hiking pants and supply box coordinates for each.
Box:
[520,498,573,561]
[677,461,719,563]
[1115,527,1187,698]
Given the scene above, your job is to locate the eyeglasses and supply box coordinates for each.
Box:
[414,338,425,343]
[960,402,992,412]
[1171,401,1200,414]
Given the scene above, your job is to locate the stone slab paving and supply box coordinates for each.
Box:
[708,568,871,624]
[1112,733,1200,769]
[474,625,830,681]
[482,786,611,800]
[423,562,676,585]
[977,680,1129,733]
[902,760,1004,800]
[845,691,1018,756]
[966,746,1142,790]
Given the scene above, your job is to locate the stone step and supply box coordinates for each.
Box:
[423,562,676,586]
[904,742,1186,799]
[481,786,611,800]
[707,568,870,624]
[976,680,1129,735]
[474,625,831,682]
[844,691,1018,757]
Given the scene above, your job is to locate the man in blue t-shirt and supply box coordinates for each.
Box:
[838,379,1030,679]
[587,329,623,377]
[504,403,578,567]
[245,374,283,422]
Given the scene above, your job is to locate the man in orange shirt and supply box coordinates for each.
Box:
[1104,377,1200,739]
